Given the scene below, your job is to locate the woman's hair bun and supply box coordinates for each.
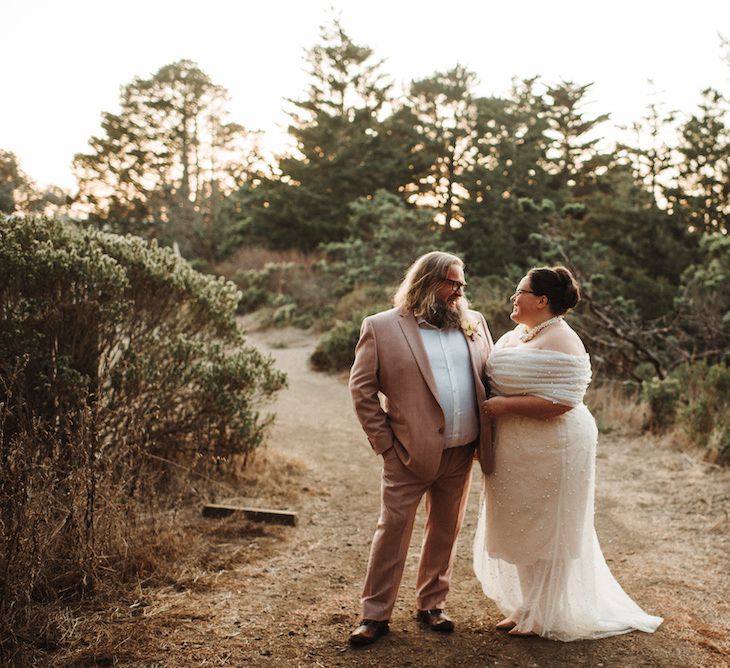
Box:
[527,265,580,314]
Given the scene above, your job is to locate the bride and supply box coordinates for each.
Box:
[473,265,663,641]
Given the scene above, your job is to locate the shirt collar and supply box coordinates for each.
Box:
[417,315,447,331]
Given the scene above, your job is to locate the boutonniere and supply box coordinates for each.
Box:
[460,318,481,341]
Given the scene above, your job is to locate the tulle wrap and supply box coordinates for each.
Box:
[486,348,591,407]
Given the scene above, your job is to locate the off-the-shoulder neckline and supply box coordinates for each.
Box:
[492,346,589,360]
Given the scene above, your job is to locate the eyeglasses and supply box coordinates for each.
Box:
[442,278,467,293]
[510,288,537,301]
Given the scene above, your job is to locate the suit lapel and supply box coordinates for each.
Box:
[463,330,481,384]
[397,312,441,405]
[461,315,488,398]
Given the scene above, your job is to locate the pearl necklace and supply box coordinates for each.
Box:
[519,315,563,342]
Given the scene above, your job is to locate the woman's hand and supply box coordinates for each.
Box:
[482,396,512,418]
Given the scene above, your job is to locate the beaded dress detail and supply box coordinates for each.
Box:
[473,341,663,641]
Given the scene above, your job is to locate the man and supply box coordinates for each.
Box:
[348,251,494,647]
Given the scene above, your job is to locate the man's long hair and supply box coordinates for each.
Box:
[393,251,469,323]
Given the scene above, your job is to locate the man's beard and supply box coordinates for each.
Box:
[427,298,465,329]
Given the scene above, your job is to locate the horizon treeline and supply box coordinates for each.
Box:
[2,20,729,380]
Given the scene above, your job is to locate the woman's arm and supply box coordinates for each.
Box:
[482,395,572,420]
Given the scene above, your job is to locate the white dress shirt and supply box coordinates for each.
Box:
[417,318,479,448]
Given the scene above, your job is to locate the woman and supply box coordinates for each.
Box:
[473,266,662,641]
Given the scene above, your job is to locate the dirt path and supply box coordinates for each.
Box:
[81,328,730,667]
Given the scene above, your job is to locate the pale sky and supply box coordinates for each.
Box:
[2,0,729,190]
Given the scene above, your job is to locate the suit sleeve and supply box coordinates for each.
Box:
[480,312,494,349]
[348,317,395,455]
[479,312,494,385]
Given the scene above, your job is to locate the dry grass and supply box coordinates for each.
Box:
[15,512,293,667]
[330,284,392,321]
[45,451,309,667]
[214,245,335,329]
[584,383,725,467]
[214,245,319,276]
[226,449,309,507]
[585,381,648,434]
[0,422,308,668]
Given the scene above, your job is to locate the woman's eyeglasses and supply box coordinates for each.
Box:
[510,288,537,301]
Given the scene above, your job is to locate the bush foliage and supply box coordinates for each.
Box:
[320,190,455,290]
[642,361,730,464]
[233,260,333,328]
[0,214,286,656]
[309,316,364,373]
[0,215,286,461]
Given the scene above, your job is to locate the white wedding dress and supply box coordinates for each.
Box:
[473,342,663,641]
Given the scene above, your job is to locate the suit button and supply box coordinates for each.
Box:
[438,427,444,434]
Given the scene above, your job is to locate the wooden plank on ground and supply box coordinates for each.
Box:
[201,504,297,526]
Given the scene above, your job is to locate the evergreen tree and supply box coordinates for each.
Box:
[457,79,554,274]
[667,88,730,234]
[676,233,730,360]
[0,150,68,216]
[320,189,454,289]
[580,163,698,319]
[541,81,611,197]
[404,65,479,235]
[0,150,34,213]
[74,60,254,262]
[616,92,676,206]
[238,19,422,251]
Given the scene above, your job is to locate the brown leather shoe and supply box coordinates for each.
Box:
[416,608,455,633]
[349,619,390,646]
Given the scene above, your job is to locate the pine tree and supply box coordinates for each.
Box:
[404,64,479,235]
[74,60,254,261]
[668,88,730,234]
[456,78,553,274]
[238,19,421,251]
[541,81,611,197]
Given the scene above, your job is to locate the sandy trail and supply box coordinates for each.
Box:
[78,327,730,667]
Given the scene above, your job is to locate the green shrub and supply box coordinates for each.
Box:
[642,361,730,464]
[309,317,363,372]
[309,290,393,372]
[641,376,681,431]
[676,362,730,464]
[232,260,333,327]
[319,190,455,291]
[0,215,286,463]
[706,425,730,465]
[238,284,270,312]
[633,362,658,383]
[675,234,730,361]
[0,214,288,654]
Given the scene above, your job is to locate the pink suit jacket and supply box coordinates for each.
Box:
[349,307,495,479]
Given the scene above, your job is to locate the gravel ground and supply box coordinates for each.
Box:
[51,327,730,667]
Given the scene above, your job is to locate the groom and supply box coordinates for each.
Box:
[348,251,494,646]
